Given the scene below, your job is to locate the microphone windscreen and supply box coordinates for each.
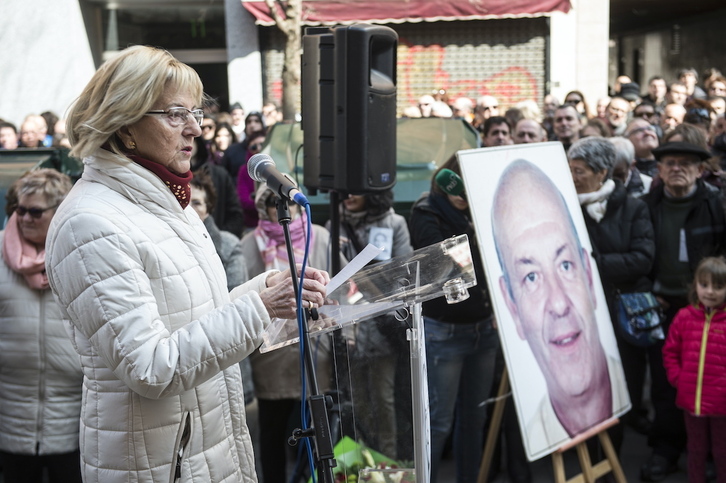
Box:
[247,153,273,182]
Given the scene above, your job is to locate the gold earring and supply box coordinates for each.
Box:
[128,141,136,150]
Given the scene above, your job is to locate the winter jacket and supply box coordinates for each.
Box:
[409,191,492,323]
[202,215,247,291]
[582,181,655,312]
[663,304,726,416]
[333,207,412,263]
[0,232,83,455]
[45,149,272,483]
[643,180,726,277]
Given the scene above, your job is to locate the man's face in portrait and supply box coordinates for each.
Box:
[493,167,606,404]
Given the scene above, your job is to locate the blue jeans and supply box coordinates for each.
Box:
[425,316,499,483]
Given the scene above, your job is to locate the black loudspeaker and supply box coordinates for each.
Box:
[302,27,335,193]
[302,24,397,195]
[333,24,397,194]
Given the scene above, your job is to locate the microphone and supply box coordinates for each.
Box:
[247,153,309,206]
[435,168,466,200]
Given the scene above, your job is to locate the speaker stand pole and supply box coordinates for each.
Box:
[276,199,336,483]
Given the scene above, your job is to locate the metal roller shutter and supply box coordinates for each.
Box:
[259,17,548,114]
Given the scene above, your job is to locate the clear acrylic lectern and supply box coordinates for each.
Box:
[260,234,477,483]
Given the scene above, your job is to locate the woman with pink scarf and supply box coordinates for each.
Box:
[0,169,82,483]
[238,183,341,483]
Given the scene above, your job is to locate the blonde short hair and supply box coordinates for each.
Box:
[66,45,204,160]
[7,168,73,215]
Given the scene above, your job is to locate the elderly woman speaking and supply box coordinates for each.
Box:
[45,45,328,483]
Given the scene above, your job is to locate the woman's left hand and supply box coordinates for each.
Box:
[260,266,329,320]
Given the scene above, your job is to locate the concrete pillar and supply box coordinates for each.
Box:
[225,0,263,113]
[549,0,610,115]
[642,32,664,85]
[0,0,95,127]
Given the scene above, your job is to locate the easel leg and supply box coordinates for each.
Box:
[575,443,596,483]
[598,431,626,483]
[477,368,510,483]
[552,451,567,483]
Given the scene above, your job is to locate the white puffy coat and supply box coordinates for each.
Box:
[0,232,83,455]
[45,149,271,483]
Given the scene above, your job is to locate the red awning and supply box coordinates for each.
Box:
[241,0,571,27]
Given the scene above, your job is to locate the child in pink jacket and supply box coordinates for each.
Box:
[663,256,726,482]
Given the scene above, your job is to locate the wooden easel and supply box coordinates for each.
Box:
[477,368,626,483]
[551,418,626,483]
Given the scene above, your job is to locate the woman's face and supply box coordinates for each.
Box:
[215,128,233,152]
[190,186,208,220]
[447,193,468,211]
[248,136,266,155]
[124,87,202,175]
[16,192,55,247]
[201,118,216,141]
[246,116,264,135]
[569,158,607,194]
[265,199,298,222]
[565,94,585,114]
[343,195,366,213]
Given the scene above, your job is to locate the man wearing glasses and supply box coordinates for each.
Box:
[640,142,726,481]
[473,95,500,131]
[625,118,660,178]
[606,96,631,136]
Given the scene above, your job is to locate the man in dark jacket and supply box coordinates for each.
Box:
[640,141,726,481]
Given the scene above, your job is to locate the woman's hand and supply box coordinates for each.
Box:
[260,265,330,320]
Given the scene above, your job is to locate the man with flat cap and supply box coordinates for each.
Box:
[640,141,726,481]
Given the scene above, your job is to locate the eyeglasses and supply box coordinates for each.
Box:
[145,107,204,127]
[482,106,498,111]
[628,125,657,136]
[16,204,58,219]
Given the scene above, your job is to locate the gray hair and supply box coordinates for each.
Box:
[608,137,635,170]
[568,137,617,180]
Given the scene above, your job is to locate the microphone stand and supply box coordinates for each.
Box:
[275,198,336,483]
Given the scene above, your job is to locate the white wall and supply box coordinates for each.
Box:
[549,0,610,113]
[0,0,95,127]
[225,0,264,113]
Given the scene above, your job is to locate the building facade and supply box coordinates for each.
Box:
[2,0,611,127]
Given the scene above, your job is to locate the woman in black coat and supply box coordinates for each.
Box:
[568,137,656,438]
[409,155,500,483]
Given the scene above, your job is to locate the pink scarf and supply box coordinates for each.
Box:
[254,212,312,271]
[2,213,49,289]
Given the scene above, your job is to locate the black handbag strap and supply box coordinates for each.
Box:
[342,221,366,256]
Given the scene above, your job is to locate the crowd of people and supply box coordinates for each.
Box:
[412,68,726,483]
[3,45,726,483]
